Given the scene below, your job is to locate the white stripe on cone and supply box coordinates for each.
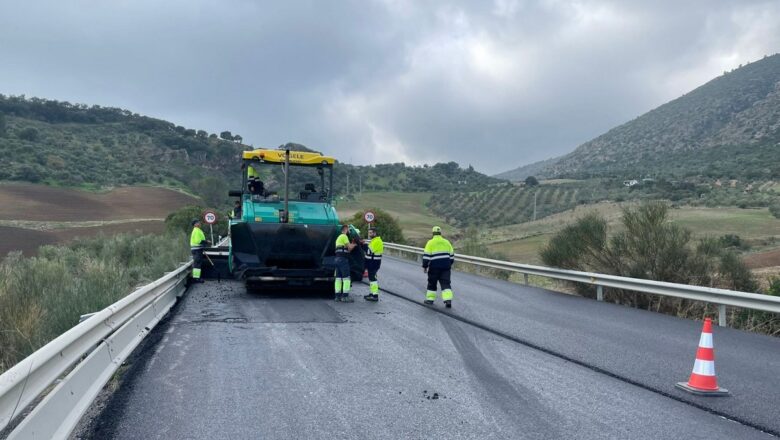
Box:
[698,332,713,348]
[692,359,716,376]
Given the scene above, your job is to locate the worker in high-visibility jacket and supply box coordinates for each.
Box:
[422,226,455,307]
[334,224,356,302]
[247,165,265,195]
[362,226,384,302]
[190,219,211,283]
[247,164,259,182]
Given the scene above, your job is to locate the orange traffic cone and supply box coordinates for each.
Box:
[675,318,729,396]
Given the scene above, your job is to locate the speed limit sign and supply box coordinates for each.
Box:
[363,211,376,223]
[203,210,217,225]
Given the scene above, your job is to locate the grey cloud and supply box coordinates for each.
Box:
[1,0,778,174]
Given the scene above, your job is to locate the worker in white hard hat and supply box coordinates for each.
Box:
[422,226,455,308]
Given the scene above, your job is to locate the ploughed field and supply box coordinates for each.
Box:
[0,184,196,257]
[0,184,196,221]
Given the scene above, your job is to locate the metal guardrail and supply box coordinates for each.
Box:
[0,262,191,439]
[384,243,780,326]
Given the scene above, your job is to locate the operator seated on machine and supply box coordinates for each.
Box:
[299,183,319,201]
[249,178,265,196]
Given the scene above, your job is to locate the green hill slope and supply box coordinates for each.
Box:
[499,53,780,180]
[0,95,244,205]
[0,96,500,204]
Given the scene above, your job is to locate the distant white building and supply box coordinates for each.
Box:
[623,179,639,187]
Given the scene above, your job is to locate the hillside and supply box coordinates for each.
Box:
[493,156,559,181]
[0,95,245,206]
[429,176,780,228]
[0,97,500,204]
[499,53,780,180]
[427,180,613,227]
[337,192,454,244]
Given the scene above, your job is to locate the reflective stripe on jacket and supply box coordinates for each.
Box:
[365,236,384,261]
[190,227,207,249]
[422,235,454,269]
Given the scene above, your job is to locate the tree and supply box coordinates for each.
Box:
[17,127,39,142]
[233,134,243,143]
[0,112,6,137]
[541,202,757,297]
[525,176,539,186]
[192,176,229,208]
[770,201,780,219]
[346,208,405,244]
[165,205,228,237]
[196,130,208,139]
[220,131,233,141]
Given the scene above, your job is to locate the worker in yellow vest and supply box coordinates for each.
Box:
[190,219,211,283]
[362,226,384,301]
[422,226,454,307]
[334,224,356,302]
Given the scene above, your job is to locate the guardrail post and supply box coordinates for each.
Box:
[596,285,603,301]
[718,304,727,327]
[523,273,529,285]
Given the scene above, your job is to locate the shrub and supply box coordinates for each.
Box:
[17,127,39,141]
[346,208,405,244]
[719,234,749,251]
[541,213,607,271]
[540,202,764,327]
[165,205,228,238]
[769,201,780,219]
[0,233,189,373]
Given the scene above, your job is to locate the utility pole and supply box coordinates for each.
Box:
[533,190,537,221]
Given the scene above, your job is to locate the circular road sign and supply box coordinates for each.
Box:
[203,211,217,225]
[363,211,376,223]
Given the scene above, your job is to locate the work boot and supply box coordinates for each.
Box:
[334,294,342,302]
[444,300,452,308]
[194,278,205,284]
[424,300,434,305]
[364,294,378,302]
[342,295,355,303]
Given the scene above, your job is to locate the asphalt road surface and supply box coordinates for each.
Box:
[379,256,780,435]
[81,258,778,439]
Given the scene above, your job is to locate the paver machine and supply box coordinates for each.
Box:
[226,148,364,290]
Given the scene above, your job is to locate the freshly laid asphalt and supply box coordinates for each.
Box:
[81,258,778,439]
[378,256,780,435]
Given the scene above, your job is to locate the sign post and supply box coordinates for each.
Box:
[204,210,217,245]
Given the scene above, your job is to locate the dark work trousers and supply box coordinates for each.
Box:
[427,267,452,291]
[366,260,381,282]
[191,249,204,278]
[335,256,351,279]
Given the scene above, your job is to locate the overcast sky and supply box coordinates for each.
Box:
[1,1,779,174]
